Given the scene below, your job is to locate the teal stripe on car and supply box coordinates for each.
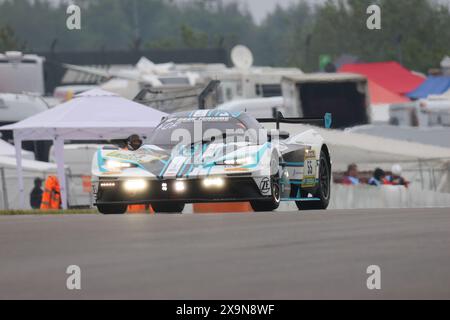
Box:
[282,162,304,167]
[159,154,174,178]
[97,149,107,173]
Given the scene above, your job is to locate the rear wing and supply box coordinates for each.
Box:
[257,112,332,129]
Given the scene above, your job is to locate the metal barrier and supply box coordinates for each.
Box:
[2,171,450,211]
[0,168,48,210]
[277,184,450,211]
[329,184,450,209]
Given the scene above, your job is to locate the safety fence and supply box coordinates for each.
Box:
[0,171,92,210]
[278,184,450,211]
[329,184,450,209]
[0,167,50,210]
[2,172,450,211]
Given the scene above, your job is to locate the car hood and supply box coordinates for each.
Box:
[96,141,268,178]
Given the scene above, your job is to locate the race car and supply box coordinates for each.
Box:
[91,109,332,214]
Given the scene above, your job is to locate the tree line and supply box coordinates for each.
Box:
[1,0,449,73]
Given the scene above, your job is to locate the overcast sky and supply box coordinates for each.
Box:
[49,0,303,23]
[48,0,450,24]
[221,0,302,23]
[223,0,450,23]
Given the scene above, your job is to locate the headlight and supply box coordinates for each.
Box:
[123,179,147,192]
[104,159,132,171]
[222,157,255,166]
[174,181,186,192]
[100,181,116,188]
[203,177,225,188]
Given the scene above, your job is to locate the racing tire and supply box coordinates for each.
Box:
[97,204,128,215]
[151,202,185,214]
[296,150,331,211]
[250,176,281,212]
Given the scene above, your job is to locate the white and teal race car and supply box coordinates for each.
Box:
[92,110,332,214]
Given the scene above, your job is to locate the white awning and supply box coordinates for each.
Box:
[0,89,168,209]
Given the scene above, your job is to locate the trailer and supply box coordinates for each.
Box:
[281,73,370,128]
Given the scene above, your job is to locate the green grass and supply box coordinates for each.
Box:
[0,209,98,216]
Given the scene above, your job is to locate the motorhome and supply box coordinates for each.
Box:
[62,57,202,100]
[216,96,286,118]
[0,52,50,161]
[0,51,46,95]
[207,67,304,104]
[60,46,304,105]
[390,98,450,127]
[201,46,303,103]
[0,93,48,126]
[0,93,51,161]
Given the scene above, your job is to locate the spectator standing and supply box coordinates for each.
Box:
[385,164,409,187]
[342,163,360,185]
[30,178,43,209]
[368,168,385,186]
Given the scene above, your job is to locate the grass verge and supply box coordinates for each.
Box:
[0,209,98,216]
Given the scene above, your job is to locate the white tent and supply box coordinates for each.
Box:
[0,139,34,159]
[0,89,167,209]
[0,156,59,210]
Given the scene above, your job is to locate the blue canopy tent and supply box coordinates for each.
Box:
[407,76,450,99]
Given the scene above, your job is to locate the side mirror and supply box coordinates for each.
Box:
[268,130,290,141]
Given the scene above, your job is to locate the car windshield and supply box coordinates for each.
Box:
[149,116,257,147]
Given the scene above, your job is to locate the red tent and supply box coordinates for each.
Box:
[339,61,425,95]
[368,80,410,105]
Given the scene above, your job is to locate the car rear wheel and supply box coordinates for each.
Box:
[151,202,185,214]
[296,150,331,210]
[250,176,281,212]
[97,204,128,215]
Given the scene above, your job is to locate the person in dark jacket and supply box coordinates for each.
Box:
[368,168,385,186]
[30,177,43,209]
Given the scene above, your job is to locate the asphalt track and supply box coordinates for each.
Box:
[0,208,449,299]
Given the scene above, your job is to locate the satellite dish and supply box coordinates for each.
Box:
[231,45,254,70]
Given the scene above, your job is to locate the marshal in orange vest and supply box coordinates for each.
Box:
[40,175,62,210]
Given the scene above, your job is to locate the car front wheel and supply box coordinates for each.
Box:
[151,202,185,214]
[97,204,128,215]
[250,176,281,212]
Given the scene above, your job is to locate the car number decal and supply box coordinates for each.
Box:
[303,150,317,187]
